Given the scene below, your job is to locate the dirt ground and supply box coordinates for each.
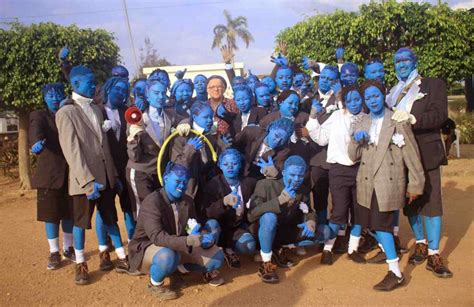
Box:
[0,151,473,306]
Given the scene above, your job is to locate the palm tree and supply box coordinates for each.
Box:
[211,10,254,51]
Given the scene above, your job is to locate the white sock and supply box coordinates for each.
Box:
[393,226,399,237]
[416,239,427,245]
[177,264,189,273]
[98,245,108,252]
[387,258,401,278]
[260,250,273,262]
[324,237,337,252]
[48,238,60,253]
[428,249,439,256]
[348,235,361,254]
[378,243,385,253]
[338,229,346,236]
[150,277,163,286]
[115,247,126,259]
[75,249,85,263]
[63,233,73,250]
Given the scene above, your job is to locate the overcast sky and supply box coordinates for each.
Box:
[1,0,472,76]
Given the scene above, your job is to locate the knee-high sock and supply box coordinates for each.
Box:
[45,222,60,253]
[95,212,108,248]
[73,226,86,263]
[123,211,136,241]
[103,223,125,258]
[258,213,277,260]
[234,233,257,255]
[376,231,397,261]
[424,216,442,253]
[203,219,221,244]
[348,224,362,254]
[183,249,225,273]
[150,248,179,284]
[61,219,74,250]
[324,222,342,251]
[408,214,426,243]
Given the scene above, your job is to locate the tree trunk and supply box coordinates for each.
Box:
[18,109,32,190]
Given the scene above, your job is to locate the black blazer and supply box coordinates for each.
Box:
[29,109,68,189]
[221,106,269,136]
[409,78,448,171]
[102,107,128,176]
[128,189,196,272]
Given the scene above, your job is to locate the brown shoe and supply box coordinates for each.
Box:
[408,243,428,265]
[99,250,114,271]
[272,248,295,268]
[115,256,129,273]
[373,271,405,291]
[148,283,178,301]
[202,270,224,287]
[258,261,279,284]
[320,250,333,265]
[426,254,453,278]
[47,252,61,270]
[75,262,89,285]
[367,250,387,264]
[224,250,241,268]
[348,251,366,264]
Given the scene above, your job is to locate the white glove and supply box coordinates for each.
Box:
[127,124,144,142]
[177,123,191,136]
[392,108,416,124]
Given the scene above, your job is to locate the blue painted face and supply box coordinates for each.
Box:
[300,78,313,96]
[72,73,96,98]
[44,88,65,113]
[164,171,189,201]
[147,82,168,109]
[364,62,385,84]
[265,127,290,149]
[340,66,358,87]
[292,73,304,90]
[234,90,252,113]
[194,75,207,96]
[133,80,147,99]
[364,86,385,115]
[255,86,271,107]
[193,107,214,132]
[108,81,128,109]
[344,90,363,115]
[282,164,306,191]
[175,83,193,103]
[219,153,241,180]
[319,68,338,94]
[232,76,246,88]
[261,77,276,93]
[246,75,258,91]
[279,93,299,118]
[394,51,416,81]
[276,68,293,91]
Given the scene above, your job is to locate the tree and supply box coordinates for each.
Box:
[211,10,254,53]
[138,37,171,77]
[277,1,474,105]
[0,22,120,189]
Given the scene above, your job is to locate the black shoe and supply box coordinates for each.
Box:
[63,247,76,262]
[348,251,366,264]
[367,251,387,264]
[148,283,178,301]
[272,248,295,268]
[169,272,186,290]
[202,270,224,287]
[258,261,279,284]
[394,236,408,254]
[99,250,114,271]
[426,254,453,278]
[408,243,428,265]
[75,262,89,285]
[224,250,241,268]
[359,232,378,254]
[47,252,61,270]
[333,235,348,254]
[373,271,405,291]
[320,250,333,265]
[115,256,130,273]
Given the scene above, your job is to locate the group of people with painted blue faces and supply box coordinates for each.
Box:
[29,44,451,300]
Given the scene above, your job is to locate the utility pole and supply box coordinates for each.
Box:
[122,0,140,77]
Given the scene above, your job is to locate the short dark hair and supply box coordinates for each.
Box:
[207,75,228,90]
[276,90,299,105]
[163,162,190,179]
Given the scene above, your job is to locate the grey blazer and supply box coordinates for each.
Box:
[56,98,118,196]
[348,110,425,212]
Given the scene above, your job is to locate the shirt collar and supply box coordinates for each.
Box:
[192,122,205,134]
[72,92,93,106]
[396,69,419,84]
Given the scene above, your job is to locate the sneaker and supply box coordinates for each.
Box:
[359,232,378,254]
[373,271,405,291]
[258,261,279,284]
[47,252,61,270]
[295,247,307,256]
[75,262,89,285]
[202,270,224,287]
[115,257,130,273]
[348,251,366,264]
[147,283,178,301]
[169,272,186,290]
[394,236,408,254]
[367,251,387,264]
[320,250,333,265]
[63,247,76,262]
[408,243,428,265]
[224,250,241,268]
[426,254,453,278]
[272,248,295,268]
[99,250,114,271]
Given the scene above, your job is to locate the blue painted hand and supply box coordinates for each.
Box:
[353,130,369,143]
[87,182,105,201]
[187,136,204,151]
[31,139,45,154]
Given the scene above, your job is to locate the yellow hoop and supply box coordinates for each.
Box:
[157,129,218,185]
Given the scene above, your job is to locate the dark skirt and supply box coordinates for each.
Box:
[356,192,397,233]
[37,184,73,223]
[403,167,443,217]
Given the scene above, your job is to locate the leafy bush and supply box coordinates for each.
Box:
[455,113,474,144]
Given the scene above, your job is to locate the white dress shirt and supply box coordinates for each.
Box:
[105,105,121,141]
[241,112,250,130]
[72,92,102,142]
[369,115,384,146]
[148,106,165,144]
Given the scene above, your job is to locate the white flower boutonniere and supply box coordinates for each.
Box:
[391,133,405,148]
[102,119,112,132]
[415,92,426,101]
[185,218,199,234]
[299,202,309,214]
[325,105,338,114]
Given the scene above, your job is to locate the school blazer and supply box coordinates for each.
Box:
[348,110,425,212]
